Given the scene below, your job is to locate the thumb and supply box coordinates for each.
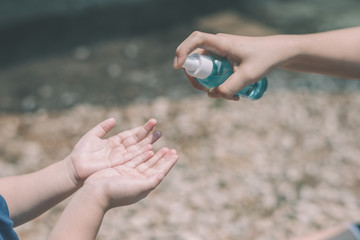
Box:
[88,118,116,138]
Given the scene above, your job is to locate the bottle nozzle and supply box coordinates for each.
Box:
[182,53,213,79]
[183,55,200,72]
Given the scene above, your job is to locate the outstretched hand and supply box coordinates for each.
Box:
[82,147,178,210]
[48,139,178,240]
[65,118,162,185]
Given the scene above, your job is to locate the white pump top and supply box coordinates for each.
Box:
[182,53,213,79]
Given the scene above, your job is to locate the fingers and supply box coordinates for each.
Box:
[185,70,208,92]
[153,149,178,173]
[174,31,228,69]
[174,31,241,99]
[113,127,164,163]
[116,119,158,148]
[126,130,162,152]
[137,148,178,179]
[88,118,116,138]
[123,145,159,168]
[124,130,162,154]
[135,147,169,170]
[208,70,250,100]
[110,130,162,166]
[148,149,178,184]
[111,143,153,166]
[122,148,155,168]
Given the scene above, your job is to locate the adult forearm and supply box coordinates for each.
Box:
[0,158,80,226]
[280,27,360,79]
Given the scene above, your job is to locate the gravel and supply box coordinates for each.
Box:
[1,90,360,240]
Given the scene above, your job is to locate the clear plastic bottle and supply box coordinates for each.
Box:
[182,53,268,100]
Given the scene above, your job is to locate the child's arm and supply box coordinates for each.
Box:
[0,118,161,227]
[47,148,178,240]
[173,27,360,100]
[0,160,79,227]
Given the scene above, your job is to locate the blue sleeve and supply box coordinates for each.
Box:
[348,223,360,240]
[0,195,19,240]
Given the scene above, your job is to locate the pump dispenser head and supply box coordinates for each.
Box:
[182,53,213,79]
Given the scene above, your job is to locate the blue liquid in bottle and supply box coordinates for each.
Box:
[183,53,268,100]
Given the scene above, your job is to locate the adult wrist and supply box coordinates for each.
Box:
[276,34,305,69]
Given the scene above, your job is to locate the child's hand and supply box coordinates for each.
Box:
[82,147,178,210]
[65,118,162,186]
[48,147,178,240]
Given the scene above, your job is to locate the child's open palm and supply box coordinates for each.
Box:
[66,118,162,185]
[83,147,178,209]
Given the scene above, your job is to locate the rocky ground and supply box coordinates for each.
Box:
[1,1,360,239]
[2,91,360,240]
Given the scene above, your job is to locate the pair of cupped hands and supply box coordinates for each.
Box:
[65,118,178,210]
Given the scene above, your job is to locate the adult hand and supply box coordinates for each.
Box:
[174,31,290,100]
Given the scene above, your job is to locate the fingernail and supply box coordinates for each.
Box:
[153,130,162,138]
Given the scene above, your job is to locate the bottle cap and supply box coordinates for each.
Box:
[182,53,213,79]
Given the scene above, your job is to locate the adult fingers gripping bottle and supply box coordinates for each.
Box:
[182,53,268,100]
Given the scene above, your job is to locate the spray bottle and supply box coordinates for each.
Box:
[182,53,268,100]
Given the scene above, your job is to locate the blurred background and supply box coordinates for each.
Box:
[1,0,360,239]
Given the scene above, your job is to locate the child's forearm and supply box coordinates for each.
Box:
[280,27,360,79]
[47,187,106,240]
[48,147,179,240]
[0,157,80,226]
